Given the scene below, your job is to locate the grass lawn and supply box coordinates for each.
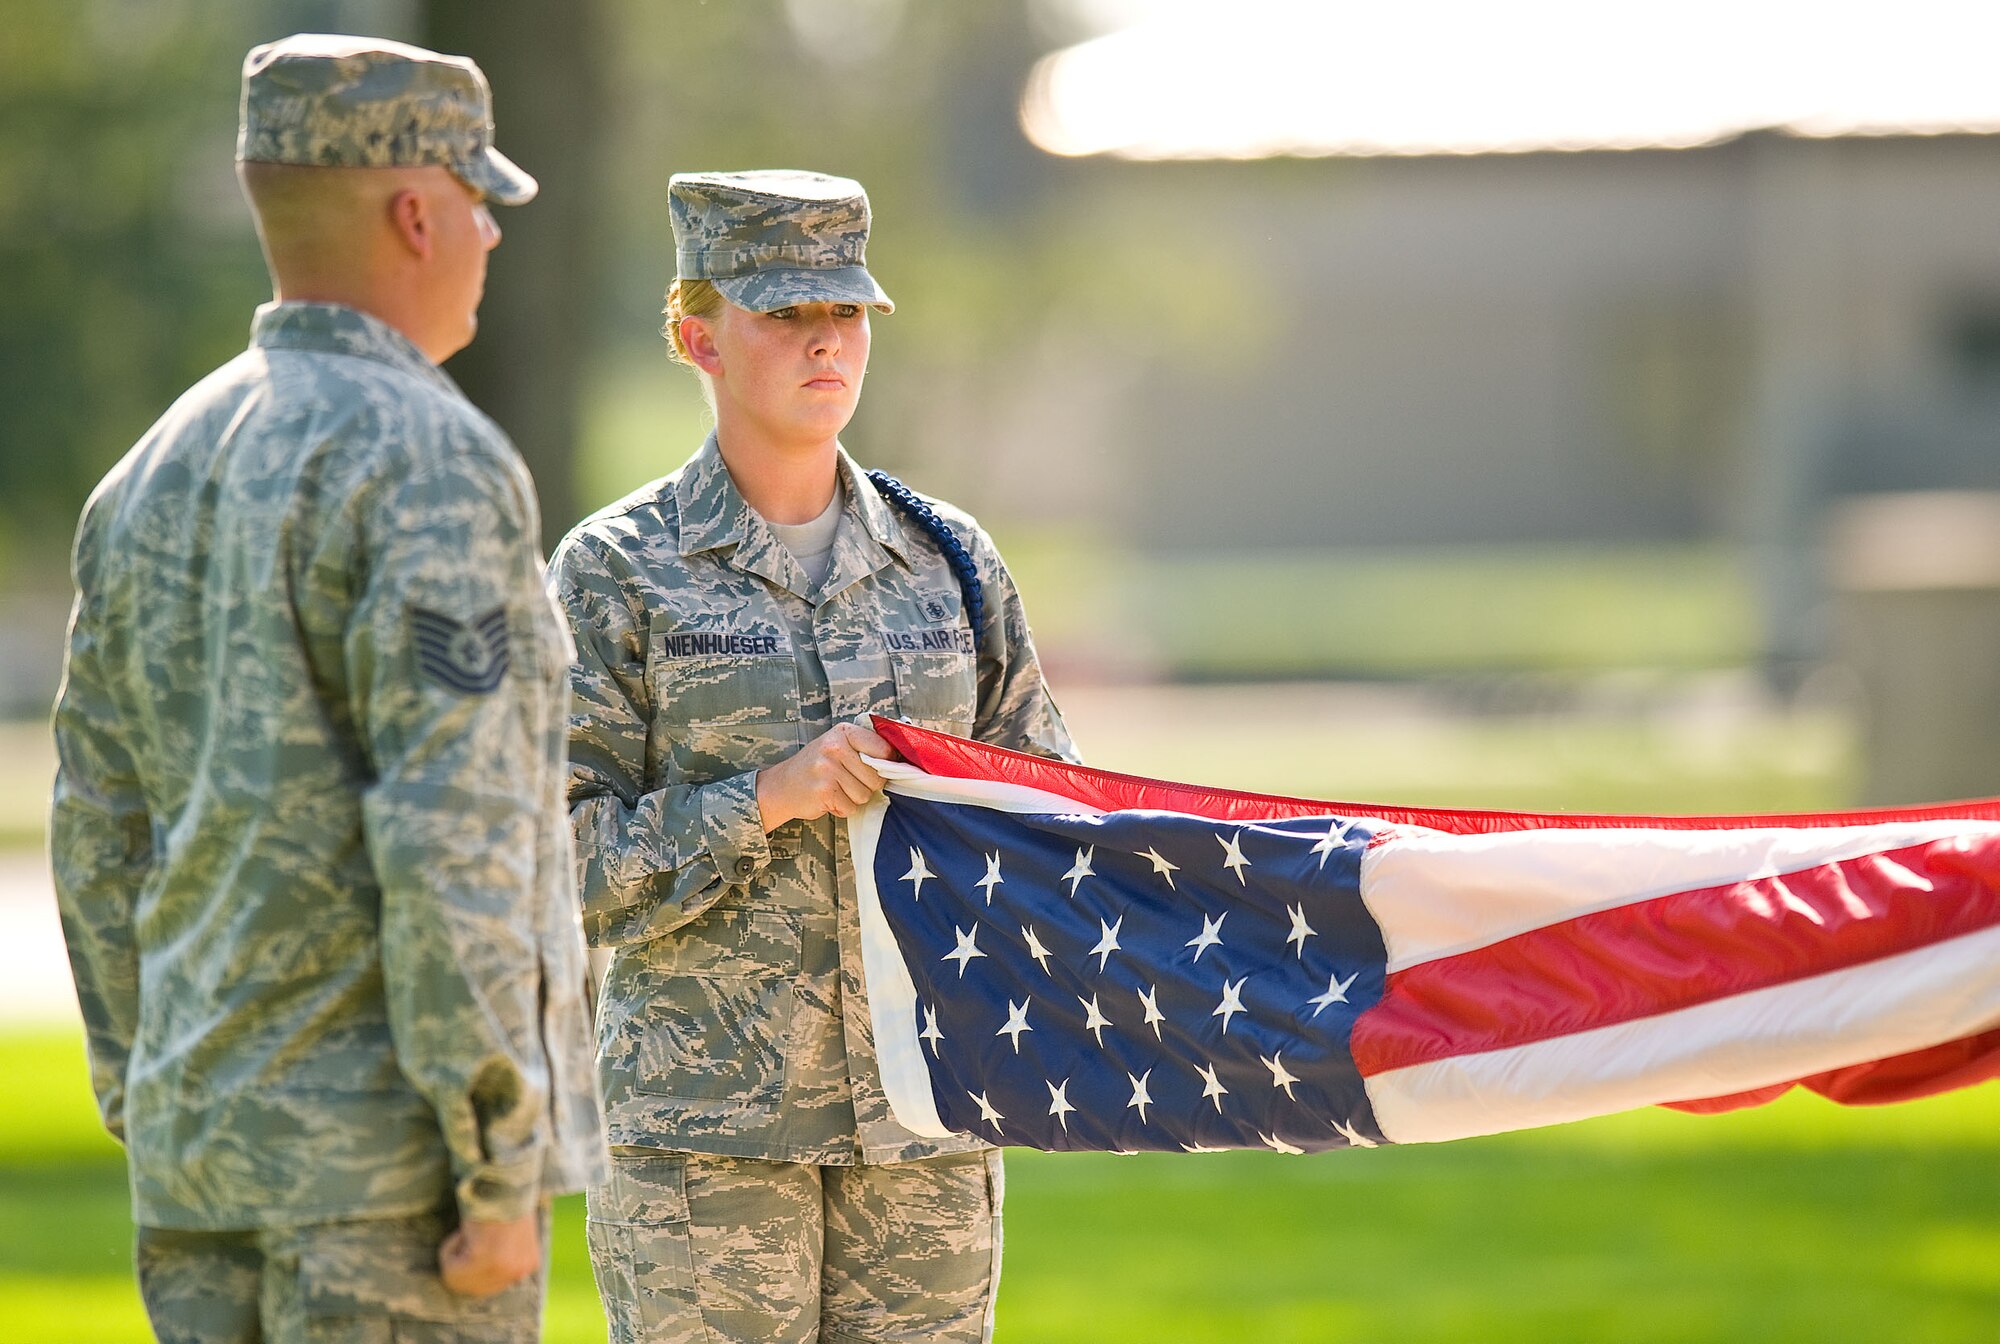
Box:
[4,1028,1997,1342]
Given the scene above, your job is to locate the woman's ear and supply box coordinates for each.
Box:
[680,315,724,378]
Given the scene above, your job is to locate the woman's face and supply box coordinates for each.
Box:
[694,299,870,451]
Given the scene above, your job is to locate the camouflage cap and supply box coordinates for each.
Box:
[670,170,894,314]
[237,33,537,207]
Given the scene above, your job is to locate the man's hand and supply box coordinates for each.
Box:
[439,1212,541,1297]
[757,720,896,831]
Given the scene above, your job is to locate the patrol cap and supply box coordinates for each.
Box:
[670,170,894,314]
[237,33,537,206]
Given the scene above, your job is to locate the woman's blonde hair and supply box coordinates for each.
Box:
[662,277,726,366]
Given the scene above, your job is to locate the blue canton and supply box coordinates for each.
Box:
[873,798,1390,1153]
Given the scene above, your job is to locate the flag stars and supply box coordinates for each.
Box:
[1218,830,1251,884]
[1139,847,1179,889]
[1196,1061,1229,1111]
[1213,976,1249,1033]
[942,925,986,977]
[901,847,934,899]
[1185,912,1225,962]
[1262,1051,1300,1100]
[1127,1068,1154,1124]
[1079,993,1113,1046]
[1138,985,1165,1039]
[1047,1078,1076,1132]
[997,999,1033,1053]
[1021,924,1053,974]
[1332,1116,1378,1148]
[1259,1131,1306,1155]
[1309,818,1352,870]
[975,851,1004,904]
[1089,916,1123,971]
[919,1004,944,1056]
[1307,970,1359,1017]
[970,1090,1004,1131]
[1062,845,1096,896]
[1285,903,1316,957]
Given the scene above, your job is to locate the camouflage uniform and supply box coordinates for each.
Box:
[49,34,602,1343]
[550,161,1074,1344]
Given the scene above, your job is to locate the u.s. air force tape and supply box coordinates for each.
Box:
[410,605,510,694]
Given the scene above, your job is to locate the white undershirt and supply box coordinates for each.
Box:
[764,484,844,591]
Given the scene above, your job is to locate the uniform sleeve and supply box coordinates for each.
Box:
[547,536,770,948]
[969,527,1081,765]
[49,581,151,1145]
[346,439,559,1225]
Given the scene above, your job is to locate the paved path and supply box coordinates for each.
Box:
[0,851,77,1026]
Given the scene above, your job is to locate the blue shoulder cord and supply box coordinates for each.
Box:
[865,469,986,653]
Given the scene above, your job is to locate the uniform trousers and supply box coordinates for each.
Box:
[134,1207,549,1344]
[585,1147,1003,1344]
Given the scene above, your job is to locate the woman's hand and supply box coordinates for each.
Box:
[755,720,897,830]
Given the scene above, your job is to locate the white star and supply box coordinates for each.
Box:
[1047,1078,1076,1132]
[1180,1142,1227,1154]
[997,998,1033,1053]
[1138,846,1179,889]
[1079,993,1113,1046]
[1307,969,1359,1016]
[1285,903,1316,957]
[1213,976,1249,1033]
[942,925,985,977]
[1331,1115,1378,1148]
[975,850,1004,904]
[1259,1131,1306,1155]
[970,1090,1004,1131]
[1261,1051,1300,1100]
[920,1004,944,1056]
[1021,924,1053,974]
[1089,915,1123,971]
[1309,818,1351,870]
[901,847,934,899]
[1062,845,1095,896]
[1185,912,1226,962]
[1218,830,1251,884]
[1196,1061,1229,1111]
[1126,1068,1154,1124]
[1138,985,1165,1039]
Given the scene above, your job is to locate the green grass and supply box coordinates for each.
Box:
[5,1028,1996,1342]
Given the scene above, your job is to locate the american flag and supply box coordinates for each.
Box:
[851,720,2000,1154]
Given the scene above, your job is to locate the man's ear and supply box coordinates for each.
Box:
[387,187,433,262]
[680,315,724,378]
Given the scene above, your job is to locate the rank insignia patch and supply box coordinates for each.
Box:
[411,605,511,694]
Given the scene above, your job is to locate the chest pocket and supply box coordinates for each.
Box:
[648,614,802,783]
[890,647,978,736]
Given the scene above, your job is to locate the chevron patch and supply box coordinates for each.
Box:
[410,605,511,694]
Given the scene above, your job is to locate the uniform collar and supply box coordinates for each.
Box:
[675,433,911,598]
[249,302,458,395]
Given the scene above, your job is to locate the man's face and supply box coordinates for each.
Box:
[425,171,500,360]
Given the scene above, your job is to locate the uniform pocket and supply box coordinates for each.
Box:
[890,648,978,734]
[649,614,804,782]
[586,1152,699,1341]
[633,908,800,1105]
[293,1212,541,1325]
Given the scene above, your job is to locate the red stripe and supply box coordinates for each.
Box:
[876,718,2000,833]
[1350,834,2000,1077]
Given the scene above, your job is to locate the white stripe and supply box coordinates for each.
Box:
[1361,819,2000,971]
[849,763,1105,1140]
[1365,922,2000,1143]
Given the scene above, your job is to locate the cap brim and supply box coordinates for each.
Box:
[713,265,894,314]
[455,145,538,207]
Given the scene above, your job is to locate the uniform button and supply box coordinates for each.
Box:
[734,856,756,879]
